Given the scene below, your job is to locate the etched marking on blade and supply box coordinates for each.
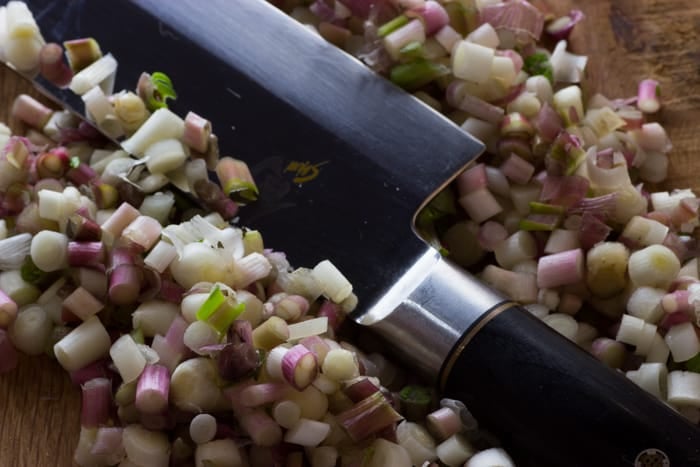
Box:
[226,88,242,99]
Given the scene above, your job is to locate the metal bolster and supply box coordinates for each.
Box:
[358,247,507,383]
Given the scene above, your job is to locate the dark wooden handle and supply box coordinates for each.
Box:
[441,304,700,467]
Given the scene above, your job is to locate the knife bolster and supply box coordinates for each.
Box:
[357,247,506,383]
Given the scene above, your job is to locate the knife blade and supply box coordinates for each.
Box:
[16,0,700,465]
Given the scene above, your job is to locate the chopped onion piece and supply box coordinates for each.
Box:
[481,265,538,304]
[282,344,319,390]
[287,317,328,342]
[189,413,217,445]
[546,10,584,40]
[590,337,627,368]
[626,362,667,400]
[550,40,587,83]
[272,399,302,429]
[628,245,680,289]
[459,188,503,223]
[466,448,515,467]
[89,427,125,464]
[665,322,700,362]
[536,249,584,289]
[69,53,117,95]
[637,79,661,114]
[144,138,188,174]
[238,409,283,447]
[6,1,40,39]
[668,371,700,407]
[542,313,578,341]
[110,334,147,383]
[82,85,123,139]
[452,40,494,84]
[122,424,170,467]
[121,108,184,157]
[552,85,584,126]
[585,242,629,298]
[63,286,104,321]
[627,287,665,324]
[479,0,544,41]
[284,418,331,447]
[406,1,449,36]
[81,377,112,428]
[144,240,177,273]
[426,406,462,441]
[362,438,412,467]
[135,364,170,414]
[312,260,353,303]
[170,358,224,413]
[466,23,499,49]
[321,348,359,382]
[621,216,669,247]
[336,391,403,442]
[195,439,243,467]
[30,230,68,272]
[54,315,111,372]
[383,19,425,61]
[435,433,475,467]
[434,25,461,52]
[8,304,51,355]
[396,420,438,465]
[0,289,18,328]
[0,233,31,270]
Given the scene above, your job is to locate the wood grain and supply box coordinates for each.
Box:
[1,1,700,465]
[0,68,80,467]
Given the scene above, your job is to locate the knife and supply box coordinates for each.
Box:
[16,0,700,465]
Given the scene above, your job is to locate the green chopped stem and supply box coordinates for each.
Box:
[524,51,554,83]
[142,71,178,111]
[390,60,450,91]
[223,180,259,203]
[529,201,565,215]
[686,353,700,373]
[519,214,561,231]
[208,301,246,335]
[548,137,586,176]
[21,256,47,285]
[399,41,425,61]
[131,327,145,345]
[565,147,587,176]
[216,158,259,203]
[63,37,102,72]
[196,284,246,334]
[378,15,409,38]
[196,285,226,322]
[398,384,434,422]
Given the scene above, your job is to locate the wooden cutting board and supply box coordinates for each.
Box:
[1,1,699,465]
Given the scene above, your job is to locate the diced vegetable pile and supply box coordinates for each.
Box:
[271,0,700,438]
[0,1,518,466]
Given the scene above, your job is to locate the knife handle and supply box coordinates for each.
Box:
[440,302,700,466]
[360,249,700,466]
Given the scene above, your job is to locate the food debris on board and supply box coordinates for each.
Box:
[0,1,519,466]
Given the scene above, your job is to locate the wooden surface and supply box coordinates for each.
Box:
[1,1,700,465]
[0,75,82,465]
